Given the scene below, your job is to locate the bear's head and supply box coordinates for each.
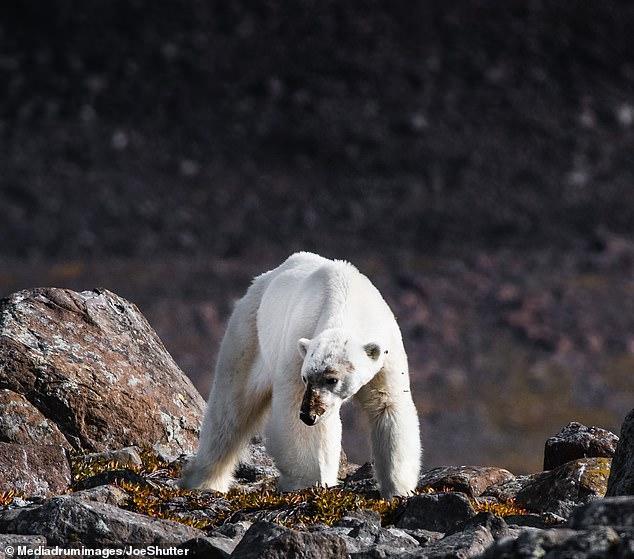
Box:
[296,327,386,426]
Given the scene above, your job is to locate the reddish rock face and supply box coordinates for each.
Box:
[0,443,71,497]
[0,288,205,456]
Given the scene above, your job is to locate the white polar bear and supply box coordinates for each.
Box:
[181,252,421,497]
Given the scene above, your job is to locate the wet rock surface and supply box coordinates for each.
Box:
[0,288,205,455]
[607,408,634,497]
[544,421,619,471]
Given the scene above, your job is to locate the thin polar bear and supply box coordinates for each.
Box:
[181,252,421,497]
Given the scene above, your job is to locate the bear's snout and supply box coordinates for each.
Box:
[300,384,325,426]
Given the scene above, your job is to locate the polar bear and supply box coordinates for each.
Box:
[181,252,421,497]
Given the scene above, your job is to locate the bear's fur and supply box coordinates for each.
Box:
[181,252,421,497]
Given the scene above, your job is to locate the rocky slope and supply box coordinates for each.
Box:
[0,288,632,558]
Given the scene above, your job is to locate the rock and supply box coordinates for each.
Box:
[417,466,514,497]
[72,468,150,492]
[607,408,634,496]
[0,389,71,449]
[234,437,279,482]
[70,484,130,507]
[231,521,348,558]
[0,535,47,559]
[482,527,622,558]
[515,457,610,517]
[544,421,619,470]
[0,288,204,455]
[447,512,511,540]
[569,495,634,530]
[343,462,379,495]
[481,475,531,502]
[327,509,419,555]
[419,525,495,558]
[79,446,143,469]
[0,443,70,497]
[0,495,204,545]
[178,536,235,558]
[395,492,476,532]
[400,528,444,546]
[503,513,558,528]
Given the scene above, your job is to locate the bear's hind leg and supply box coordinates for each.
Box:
[181,290,272,492]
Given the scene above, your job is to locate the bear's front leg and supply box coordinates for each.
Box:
[267,383,342,491]
[357,374,421,497]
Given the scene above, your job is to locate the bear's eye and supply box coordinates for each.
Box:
[325,378,338,386]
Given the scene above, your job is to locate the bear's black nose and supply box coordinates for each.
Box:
[299,411,317,426]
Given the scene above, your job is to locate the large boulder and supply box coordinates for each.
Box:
[395,492,476,532]
[544,421,619,471]
[0,288,205,455]
[607,408,634,496]
[231,521,348,559]
[0,495,204,545]
[0,443,70,497]
[569,496,634,530]
[515,457,610,517]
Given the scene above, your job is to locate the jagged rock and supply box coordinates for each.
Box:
[569,495,634,530]
[400,528,444,546]
[607,408,634,496]
[418,466,514,497]
[0,535,47,559]
[482,526,623,559]
[79,446,143,469]
[0,288,204,455]
[544,421,619,470]
[319,510,419,555]
[235,437,280,482]
[419,525,495,559]
[0,389,71,449]
[447,512,512,540]
[515,457,610,517]
[178,536,236,558]
[343,462,379,494]
[0,443,70,497]
[231,521,348,558]
[70,484,130,507]
[481,475,531,502]
[0,495,204,545]
[395,492,476,532]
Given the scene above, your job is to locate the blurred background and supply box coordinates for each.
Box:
[1,1,633,473]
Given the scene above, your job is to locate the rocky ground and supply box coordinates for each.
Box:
[0,287,632,557]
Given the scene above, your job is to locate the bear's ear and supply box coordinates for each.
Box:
[298,338,311,358]
[364,342,381,360]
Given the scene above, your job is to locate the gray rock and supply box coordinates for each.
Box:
[515,457,610,517]
[482,526,623,559]
[418,466,514,498]
[70,484,130,507]
[544,421,619,471]
[0,495,203,545]
[0,443,70,497]
[420,525,495,558]
[482,475,532,502]
[569,495,634,530]
[0,288,204,455]
[400,528,444,546]
[231,521,348,558]
[607,408,634,496]
[343,462,379,495]
[178,536,236,558]
[447,512,511,540]
[0,535,47,559]
[395,492,476,532]
[79,446,143,469]
[235,437,279,482]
